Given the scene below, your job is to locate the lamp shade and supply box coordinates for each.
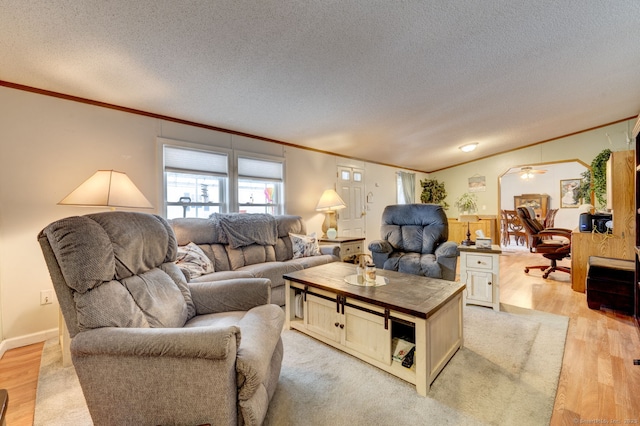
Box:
[58,170,153,209]
[315,189,346,211]
[458,214,480,223]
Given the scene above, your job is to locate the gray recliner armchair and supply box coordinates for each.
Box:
[38,211,284,426]
[368,204,459,280]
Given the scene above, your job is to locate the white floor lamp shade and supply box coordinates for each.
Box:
[58,170,153,209]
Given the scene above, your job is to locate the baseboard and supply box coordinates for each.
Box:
[0,328,58,359]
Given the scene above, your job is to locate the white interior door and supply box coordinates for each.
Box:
[337,166,365,237]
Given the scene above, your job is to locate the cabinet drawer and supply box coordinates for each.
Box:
[341,242,363,256]
[465,254,493,270]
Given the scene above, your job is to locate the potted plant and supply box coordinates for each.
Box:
[419,179,449,209]
[454,192,478,214]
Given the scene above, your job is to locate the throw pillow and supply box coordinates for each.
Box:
[176,242,214,278]
[290,232,321,259]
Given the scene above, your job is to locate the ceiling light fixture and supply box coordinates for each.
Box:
[518,166,546,180]
[459,143,478,153]
[520,171,535,180]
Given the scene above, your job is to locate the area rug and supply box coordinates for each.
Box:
[34,304,568,425]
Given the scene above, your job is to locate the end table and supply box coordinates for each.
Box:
[318,237,365,261]
[458,244,502,311]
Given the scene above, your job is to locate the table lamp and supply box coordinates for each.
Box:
[315,189,346,238]
[459,214,479,246]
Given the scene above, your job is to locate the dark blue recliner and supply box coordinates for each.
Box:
[368,204,458,281]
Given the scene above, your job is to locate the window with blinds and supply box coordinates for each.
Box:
[163,146,229,219]
[162,145,285,218]
[237,155,284,215]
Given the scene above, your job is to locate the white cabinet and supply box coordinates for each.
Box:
[304,292,391,364]
[343,304,391,363]
[305,294,341,341]
[459,245,501,311]
[466,270,493,303]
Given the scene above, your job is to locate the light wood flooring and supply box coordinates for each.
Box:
[0,341,43,425]
[1,248,639,425]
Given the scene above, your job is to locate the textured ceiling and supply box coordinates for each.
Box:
[1,1,639,172]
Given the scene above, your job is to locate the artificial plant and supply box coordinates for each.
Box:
[419,178,449,209]
[591,149,611,210]
[576,169,592,206]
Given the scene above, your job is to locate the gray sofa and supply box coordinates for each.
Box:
[38,211,284,425]
[170,214,340,306]
[368,204,459,281]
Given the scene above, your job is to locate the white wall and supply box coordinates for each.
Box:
[0,88,160,349]
[431,120,635,223]
[0,86,420,348]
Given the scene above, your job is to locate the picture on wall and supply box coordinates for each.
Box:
[468,175,486,192]
[514,193,549,220]
[560,178,582,208]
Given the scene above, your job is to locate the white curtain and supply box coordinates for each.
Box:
[400,172,415,203]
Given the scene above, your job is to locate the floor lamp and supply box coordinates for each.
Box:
[315,189,346,238]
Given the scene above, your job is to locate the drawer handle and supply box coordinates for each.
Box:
[339,324,345,329]
[334,322,340,328]
[488,281,492,286]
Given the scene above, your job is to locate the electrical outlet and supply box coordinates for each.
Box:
[40,289,53,305]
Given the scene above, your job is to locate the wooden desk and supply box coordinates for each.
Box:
[571,150,635,293]
[571,230,634,292]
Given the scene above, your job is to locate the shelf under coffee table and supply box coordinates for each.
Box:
[284,262,465,396]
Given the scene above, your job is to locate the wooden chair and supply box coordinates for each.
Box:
[540,208,559,241]
[543,208,558,228]
[501,209,526,246]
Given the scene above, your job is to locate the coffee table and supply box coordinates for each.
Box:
[284,262,465,396]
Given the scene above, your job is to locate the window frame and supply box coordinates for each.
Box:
[158,139,286,219]
[159,139,232,219]
[233,150,285,215]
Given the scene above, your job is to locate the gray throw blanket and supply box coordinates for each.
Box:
[211,213,278,249]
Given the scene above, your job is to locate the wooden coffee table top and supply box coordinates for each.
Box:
[284,262,465,319]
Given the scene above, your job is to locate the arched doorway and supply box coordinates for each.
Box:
[498,160,590,232]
